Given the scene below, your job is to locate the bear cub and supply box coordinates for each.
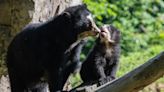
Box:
[80,25,121,86]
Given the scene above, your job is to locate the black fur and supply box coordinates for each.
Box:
[80,25,121,86]
[59,39,88,90]
[6,4,97,92]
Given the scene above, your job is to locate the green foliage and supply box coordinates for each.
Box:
[118,45,164,77]
[84,0,164,55]
[70,0,164,90]
[82,0,164,77]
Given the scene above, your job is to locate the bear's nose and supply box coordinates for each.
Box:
[86,14,100,33]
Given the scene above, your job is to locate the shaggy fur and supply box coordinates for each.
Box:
[80,25,121,86]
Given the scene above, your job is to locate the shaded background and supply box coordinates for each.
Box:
[73,0,164,91]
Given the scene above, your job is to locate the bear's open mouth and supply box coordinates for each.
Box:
[100,25,115,43]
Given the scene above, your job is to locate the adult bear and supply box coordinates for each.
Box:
[6,4,100,92]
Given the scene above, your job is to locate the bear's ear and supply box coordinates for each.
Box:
[63,12,71,19]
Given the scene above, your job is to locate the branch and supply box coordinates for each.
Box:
[95,51,164,92]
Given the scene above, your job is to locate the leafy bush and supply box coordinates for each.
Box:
[84,0,164,55]
[69,0,164,89]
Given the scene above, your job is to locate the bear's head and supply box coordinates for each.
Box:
[100,25,121,45]
[62,4,100,40]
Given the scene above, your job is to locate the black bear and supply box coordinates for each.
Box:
[6,4,100,92]
[80,25,121,86]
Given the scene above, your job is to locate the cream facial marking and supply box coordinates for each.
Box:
[86,14,101,33]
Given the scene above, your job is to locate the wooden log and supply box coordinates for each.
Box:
[95,51,164,92]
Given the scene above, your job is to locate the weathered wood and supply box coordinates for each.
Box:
[74,84,97,92]
[95,51,164,92]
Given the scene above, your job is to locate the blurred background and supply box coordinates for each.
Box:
[0,0,164,92]
[71,0,164,91]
